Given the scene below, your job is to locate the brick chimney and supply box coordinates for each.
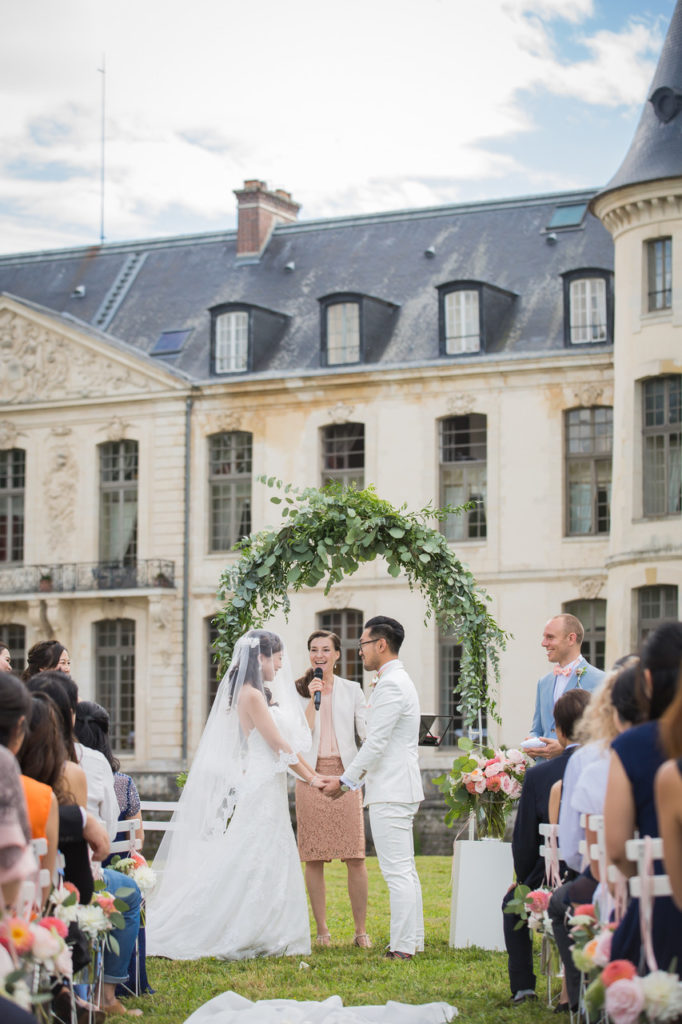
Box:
[234,180,300,259]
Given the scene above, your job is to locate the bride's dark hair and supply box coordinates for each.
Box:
[227,629,281,707]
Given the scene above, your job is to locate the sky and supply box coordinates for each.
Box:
[0,0,676,255]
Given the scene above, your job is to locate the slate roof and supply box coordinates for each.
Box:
[0,188,613,383]
[598,0,682,198]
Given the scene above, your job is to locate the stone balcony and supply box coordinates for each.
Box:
[0,560,175,595]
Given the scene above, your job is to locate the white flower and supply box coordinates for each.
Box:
[76,903,111,940]
[641,970,682,1022]
[55,945,73,979]
[0,944,14,982]
[132,866,157,895]
[54,902,79,925]
[11,979,32,1011]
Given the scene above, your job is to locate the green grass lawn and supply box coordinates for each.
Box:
[131,857,558,1023]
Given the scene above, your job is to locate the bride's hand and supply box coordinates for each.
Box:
[310,775,325,789]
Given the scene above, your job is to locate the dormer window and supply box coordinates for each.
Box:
[444,289,480,354]
[215,310,249,373]
[326,302,360,365]
[562,270,613,346]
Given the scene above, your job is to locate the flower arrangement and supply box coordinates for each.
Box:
[504,885,554,935]
[567,904,682,1023]
[109,851,157,898]
[434,737,532,839]
[0,912,72,1018]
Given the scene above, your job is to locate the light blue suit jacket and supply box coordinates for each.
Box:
[530,661,604,739]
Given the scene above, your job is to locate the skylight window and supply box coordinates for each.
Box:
[547,204,588,230]
[151,329,191,355]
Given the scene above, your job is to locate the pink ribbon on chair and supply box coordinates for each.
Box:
[639,835,658,973]
[544,826,561,890]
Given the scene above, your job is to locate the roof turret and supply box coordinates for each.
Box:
[597,0,682,198]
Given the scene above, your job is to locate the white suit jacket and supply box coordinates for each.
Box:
[299,675,367,770]
[343,660,424,807]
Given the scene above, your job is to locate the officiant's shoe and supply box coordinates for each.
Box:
[353,934,372,949]
[384,949,413,961]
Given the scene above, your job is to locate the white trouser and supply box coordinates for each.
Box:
[369,801,424,955]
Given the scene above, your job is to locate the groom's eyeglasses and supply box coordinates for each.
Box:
[357,639,379,654]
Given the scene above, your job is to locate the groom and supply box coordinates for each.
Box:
[320,615,424,960]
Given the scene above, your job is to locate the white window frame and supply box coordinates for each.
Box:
[569,278,607,344]
[444,290,480,354]
[326,302,360,365]
[215,311,249,373]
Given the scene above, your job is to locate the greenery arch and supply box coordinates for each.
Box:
[214,479,507,725]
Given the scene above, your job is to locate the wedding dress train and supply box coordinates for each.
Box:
[185,991,457,1023]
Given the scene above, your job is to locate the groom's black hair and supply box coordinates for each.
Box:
[365,616,405,654]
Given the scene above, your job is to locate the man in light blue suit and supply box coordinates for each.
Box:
[524,613,604,759]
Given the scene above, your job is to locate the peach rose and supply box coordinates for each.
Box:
[601,960,637,987]
[39,917,68,939]
[486,775,502,792]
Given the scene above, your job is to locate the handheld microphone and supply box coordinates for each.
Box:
[313,668,323,710]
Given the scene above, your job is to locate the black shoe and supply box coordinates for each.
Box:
[554,1004,570,1014]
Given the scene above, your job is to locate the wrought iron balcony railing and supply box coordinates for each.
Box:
[0,560,175,595]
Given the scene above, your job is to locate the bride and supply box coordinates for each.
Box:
[146,628,320,960]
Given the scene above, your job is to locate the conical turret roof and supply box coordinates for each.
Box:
[598,0,682,198]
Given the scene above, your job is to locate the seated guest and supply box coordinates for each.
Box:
[655,665,682,912]
[76,700,153,996]
[605,621,682,971]
[17,694,62,905]
[548,659,641,1012]
[21,640,72,680]
[502,688,591,1005]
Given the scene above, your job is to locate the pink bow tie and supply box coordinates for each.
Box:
[553,664,572,677]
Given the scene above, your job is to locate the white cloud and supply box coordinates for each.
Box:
[0,0,667,253]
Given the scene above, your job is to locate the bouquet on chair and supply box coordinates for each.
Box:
[0,909,73,1020]
[434,737,532,839]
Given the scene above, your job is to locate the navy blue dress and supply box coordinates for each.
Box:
[610,721,682,971]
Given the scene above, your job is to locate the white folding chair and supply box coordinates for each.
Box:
[108,818,142,858]
[625,835,672,973]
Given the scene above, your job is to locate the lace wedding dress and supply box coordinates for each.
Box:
[147,631,311,961]
[147,711,310,960]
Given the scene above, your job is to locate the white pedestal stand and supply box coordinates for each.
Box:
[449,838,514,951]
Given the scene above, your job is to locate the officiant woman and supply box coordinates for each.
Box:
[294,630,370,947]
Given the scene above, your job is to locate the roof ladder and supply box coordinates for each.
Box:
[93,252,147,331]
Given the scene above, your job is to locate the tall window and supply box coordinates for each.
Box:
[326,303,360,365]
[0,449,25,564]
[0,624,26,676]
[638,586,678,645]
[215,311,249,373]
[206,617,221,714]
[569,277,607,344]
[563,599,606,670]
[647,238,672,312]
[317,608,364,682]
[443,289,480,354]
[440,415,487,541]
[642,376,681,517]
[99,441,138,565]
[321,424,364,488]
[208,432,252,551]
[565,407,612,535]
[439,635,487,745]
[95,618,135,753]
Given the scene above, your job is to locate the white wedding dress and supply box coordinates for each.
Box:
[147,706,310,960]
[186,993,457,1023]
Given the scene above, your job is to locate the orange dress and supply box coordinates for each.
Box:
[20,775,52,840]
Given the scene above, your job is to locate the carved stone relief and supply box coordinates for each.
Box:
[46,442,78,554]
[0,310,156,404]
[99,417,131,442]
[0,420,23,449]
[573,384,608,407]
[325,588,354,610]
[327,402,355,424]
[445,393,474,416]
[576,577,604,600]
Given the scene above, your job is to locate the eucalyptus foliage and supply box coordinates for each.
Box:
[214,478,507,725]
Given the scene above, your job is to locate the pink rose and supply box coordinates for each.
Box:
[39,917,68,939]
[30,925,61,961]
[484,757,500,768]
[505,748,525,764]
[486,776,502,792]
[2,918,34,955]
[602,960,637,987]
[604,978,644,1024]
[96,895,116,915]
[465,780,478,794]
[573,903,596,920]
[527,889,551,914]
[592,929,613,967]
[484,762,504,778]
